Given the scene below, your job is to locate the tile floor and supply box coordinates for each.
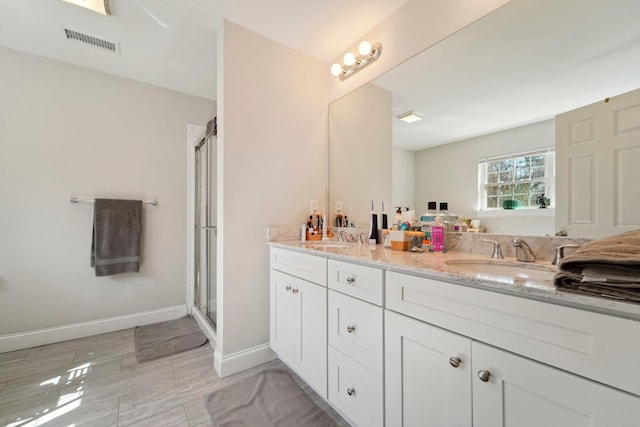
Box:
[0,328,349,426]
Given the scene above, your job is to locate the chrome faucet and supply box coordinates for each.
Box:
[552,244,581,265]
[512,238,536,262]
[481,239,504,259]
[337,229,356,243]
[358,232,369,245]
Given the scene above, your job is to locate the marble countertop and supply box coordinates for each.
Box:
[270,240,640,321]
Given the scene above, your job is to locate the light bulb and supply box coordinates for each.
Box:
[330,63,343,76]
[343,52,356,66]
[358,41,372,56]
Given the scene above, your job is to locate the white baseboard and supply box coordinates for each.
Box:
[214,343,276,378]
[0,305,187,353]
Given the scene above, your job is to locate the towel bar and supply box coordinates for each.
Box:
[70,197,158,206]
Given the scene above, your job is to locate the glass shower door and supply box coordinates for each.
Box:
[194,128,217,329]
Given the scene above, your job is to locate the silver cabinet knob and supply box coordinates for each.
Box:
[477,370,491,382]
[449,357,461,368]
[292,288,299,294]
[285,285,292,292]
[346,276,355,285]
[347,387,355,396]
[346,325,356,333]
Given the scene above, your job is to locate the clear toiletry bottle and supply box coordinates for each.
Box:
[420,202,436,245]
[421,222,432,248]
[421,202,435,222]
[438,202,456,232]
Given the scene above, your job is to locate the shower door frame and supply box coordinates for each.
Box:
[194,135,216,327]
[186,123,217,342]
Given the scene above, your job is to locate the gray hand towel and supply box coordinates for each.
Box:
[554,229,640,301]
[91,198,142,277]
[557,229,640,276]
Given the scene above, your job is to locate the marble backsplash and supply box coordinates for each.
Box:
[267,226,591,263]
[446,232,591,263]
[266,226,302,242]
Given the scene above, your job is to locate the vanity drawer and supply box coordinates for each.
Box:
[386,270,640,396]
[328,260,383,305]
[270,247,327,286]
[328,346,383,427]
[328,290,383,376]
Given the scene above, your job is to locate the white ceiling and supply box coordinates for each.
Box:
[0,0,408,100]
[4,0,637,151]
[373,0,640,150]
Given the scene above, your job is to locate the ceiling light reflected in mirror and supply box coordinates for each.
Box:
[62,0,111,15]
[398,111,424,123]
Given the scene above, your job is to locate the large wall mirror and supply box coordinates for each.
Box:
[329,0,640,236]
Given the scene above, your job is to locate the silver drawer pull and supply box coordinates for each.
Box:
[347,387,355,396]
[477,370,491,382]
[285,285,292,292]
[449,357,461,368]
[346,325,356,333]
[346,276,355,285]
[292,288,299,294]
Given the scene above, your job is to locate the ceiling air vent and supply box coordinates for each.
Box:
[63,28,120,54]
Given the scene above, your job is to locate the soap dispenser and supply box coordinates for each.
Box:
[394,207,403,230]
[368,200,378,246]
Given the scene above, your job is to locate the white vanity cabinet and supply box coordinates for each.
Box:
[385,271,640,427]
[327,260,384,427]
[269,245,640,427]
[270,248,327,397]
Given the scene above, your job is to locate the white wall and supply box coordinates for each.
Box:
[0,47,215,337]
[414,120,555,235]
[392,147,415,211]
[327,0,510,102]
[329,83,392,225]
[216,21,327,370]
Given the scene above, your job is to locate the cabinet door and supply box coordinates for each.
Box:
[556,87,640,238]
[472,342,640,427]
[270,270,295,364]
[295,278,327,397]
[385,310,472,427]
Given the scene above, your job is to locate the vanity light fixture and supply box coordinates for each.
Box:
[330,41,382,80]
[62,0,111,15]
[398,111,424,123]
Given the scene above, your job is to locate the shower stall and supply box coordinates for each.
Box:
[193,118,217,329]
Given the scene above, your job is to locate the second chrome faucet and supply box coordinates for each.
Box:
[481,239,504,259]
[512,238,536,262]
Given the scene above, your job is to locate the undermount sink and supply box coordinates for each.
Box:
[444,259,558,289]
[303,241,354,249]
